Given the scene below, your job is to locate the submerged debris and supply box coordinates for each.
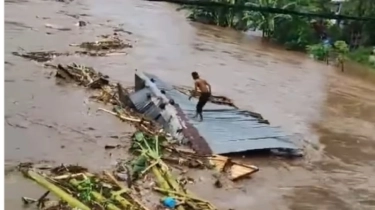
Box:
[19,132,218,210]
[43,62,162,135]
[44,63,110,88]
[208,155,259,181]
[12,35,132,63]
[12,51,69,62]
[77,20,87,27]
[45,23,72,31]
[71,35,132,51]
[50,164,88,175]
[113,28,133,35]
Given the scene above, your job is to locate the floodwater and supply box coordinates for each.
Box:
[4,0,375,209]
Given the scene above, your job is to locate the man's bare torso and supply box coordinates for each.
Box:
[195,79,209,93]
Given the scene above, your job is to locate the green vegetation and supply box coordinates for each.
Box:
[181,0,375,69]
[348,47,375,68]
[306,40,349,71]
[306,43,331,61]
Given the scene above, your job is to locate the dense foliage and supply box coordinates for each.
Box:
[306,40,349,71]
[182,0,375,67]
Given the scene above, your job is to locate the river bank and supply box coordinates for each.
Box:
[176,1,375,73]
[5,0,375,209]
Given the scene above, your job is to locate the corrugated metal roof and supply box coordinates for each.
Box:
[129,73,187,142]
[129,88,170,131]
[136,72,300,155]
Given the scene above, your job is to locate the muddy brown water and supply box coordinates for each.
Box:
[4,0,375,209]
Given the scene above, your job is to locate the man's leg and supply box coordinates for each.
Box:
[200,93,211,121]
[196,98,204,121]
[197,93,209,121]
[197,107,203,121]
[193,100,200,119]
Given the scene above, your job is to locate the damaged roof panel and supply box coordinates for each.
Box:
[129,88,153,112]
[138,72,300,155]
[129,88,170,129]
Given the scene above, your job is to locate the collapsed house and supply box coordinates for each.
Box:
[123,71,303,157]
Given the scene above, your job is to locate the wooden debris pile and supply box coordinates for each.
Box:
[12,35,132,62]
[161,146,209,169]
[12,51,69,62]
[45,63,110,89]
[208,155,259,181]
[17,132,220,210]
[19,164,150,210]
[17,133,257,209]
[44,63,162,136]
[71,35,132,52]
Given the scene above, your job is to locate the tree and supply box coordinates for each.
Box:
[340,0,375,46]
[243,0,297,38]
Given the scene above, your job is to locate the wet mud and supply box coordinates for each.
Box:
[5,0,375,209]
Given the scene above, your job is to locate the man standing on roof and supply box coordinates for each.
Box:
[189,71,211,122]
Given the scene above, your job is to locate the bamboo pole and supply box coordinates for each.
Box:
[152,166,185,210]
[152,166,171,190]
[25,170,90,210]
[98,108,142,123]
[104,171,151,210]
[162,169,182,193]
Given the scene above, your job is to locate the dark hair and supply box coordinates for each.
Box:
[191,71,199,79]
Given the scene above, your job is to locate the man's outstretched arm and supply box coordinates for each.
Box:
[189,81,199,100]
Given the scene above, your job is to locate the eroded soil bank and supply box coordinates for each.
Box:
[5,0,375,209]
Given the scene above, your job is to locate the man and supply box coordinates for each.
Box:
[189,72,211,121]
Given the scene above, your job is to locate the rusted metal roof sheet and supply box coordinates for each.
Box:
[133,72,300,155]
